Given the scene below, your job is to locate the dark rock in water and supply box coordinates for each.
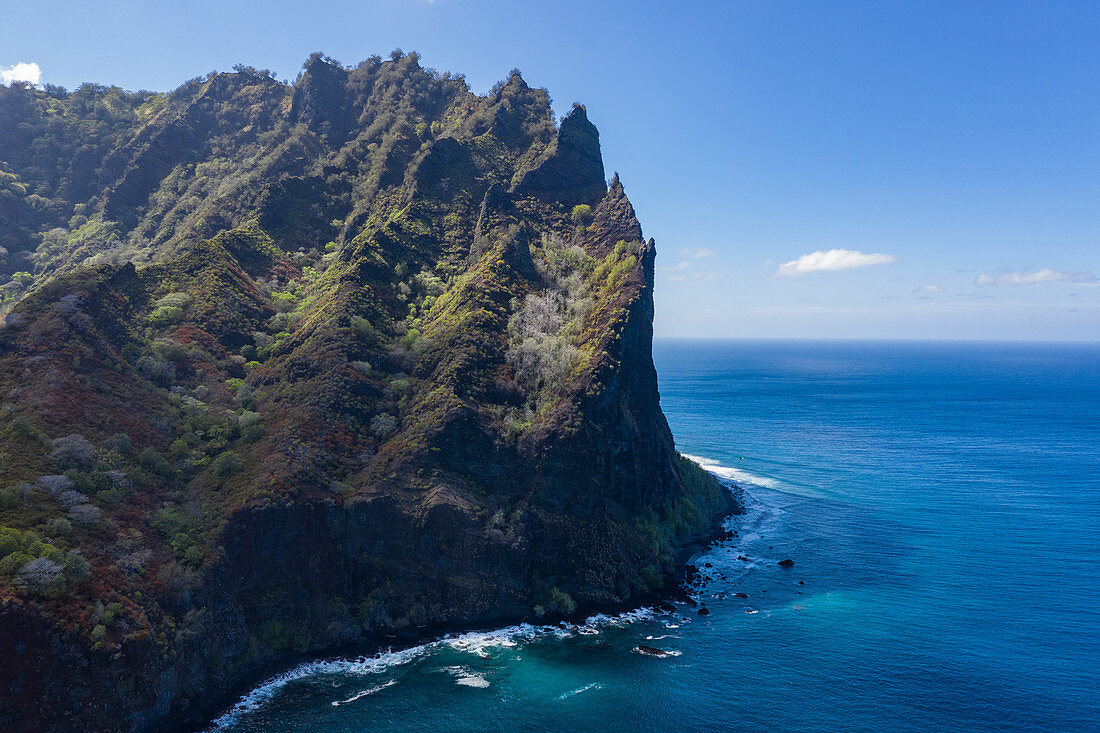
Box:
[778,559,795,568]
[633,645,677,658]
[738,555,750,562]
[703,562,713,568]
[798,580,805,585]
[657,601,677,614]
[684,597,698,608]
[734,592,749,599]
[698,607,711,616]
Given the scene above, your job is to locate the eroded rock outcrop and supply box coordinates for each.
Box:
[0,53,735,731]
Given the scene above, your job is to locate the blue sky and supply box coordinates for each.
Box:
[3,1,1098,340]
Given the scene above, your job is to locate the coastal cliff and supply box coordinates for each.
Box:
[0,52,735,730]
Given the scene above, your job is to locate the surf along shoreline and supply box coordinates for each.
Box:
[199,480,746,730]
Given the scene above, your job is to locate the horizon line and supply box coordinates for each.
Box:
[652,336,1100,344]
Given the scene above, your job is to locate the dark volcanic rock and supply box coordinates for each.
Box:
[0,53,738,732]
[513,104,606,205]
[778,559,795,568]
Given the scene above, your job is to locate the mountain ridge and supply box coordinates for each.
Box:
[0,52,736,730]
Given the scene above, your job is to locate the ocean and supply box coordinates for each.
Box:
[207,339,1100,732]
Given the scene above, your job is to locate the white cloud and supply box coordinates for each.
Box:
[677,246,715,260]
[975,268,1096,286]
[667,275,687,282]
[914,284,942,294]
[776,248,897,276]
[1,62,42,86]
[662,260,692,272]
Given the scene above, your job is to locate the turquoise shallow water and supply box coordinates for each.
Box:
[209,339,1100,731]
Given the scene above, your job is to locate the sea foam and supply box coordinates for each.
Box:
[208,647,425,729]
[681,454,780,489]
[559,682,602,699]
[208,608,660,729]
[331,679,397,706]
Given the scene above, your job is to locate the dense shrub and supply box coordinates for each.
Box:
[102,433,132,454]
[38,474,75,495]
[17,557,64,592]
[138,448,172,477]
[0,527,89,593]
[57,489,89,508]
[50,434,95,468]
[370,413,397,438]
[68,503,102,525]
[210,451,242,477]
[149,305,184,326]
[570,204,593,225]
[507,290,579,395]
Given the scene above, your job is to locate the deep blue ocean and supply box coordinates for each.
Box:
[208,339,1100,732]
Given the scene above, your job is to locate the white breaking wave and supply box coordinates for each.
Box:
[681,454,780,489]
[442,666,491,688]
[208,608,660,729]
[582,607,657,627]
[559,682,602,699]
[208,646,425,729]
[331,679,397,706]
[456,675,490,688]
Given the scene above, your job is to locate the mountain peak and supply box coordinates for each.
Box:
[0,53,733,730]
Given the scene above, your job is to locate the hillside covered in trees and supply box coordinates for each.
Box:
[0,51,735,730]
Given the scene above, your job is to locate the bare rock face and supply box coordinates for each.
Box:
[0,53,736,731]
[513,104,607,205]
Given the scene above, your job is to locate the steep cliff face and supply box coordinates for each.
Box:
[0,53,735,730]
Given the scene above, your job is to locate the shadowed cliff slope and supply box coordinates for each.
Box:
[0,52,735,731]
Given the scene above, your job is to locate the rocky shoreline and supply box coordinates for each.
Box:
[0,54,737,731]
[199,484,744,731]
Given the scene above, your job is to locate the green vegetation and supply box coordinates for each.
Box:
[0,526,89,594]
[0,52,730,730]
[570,203,593,226]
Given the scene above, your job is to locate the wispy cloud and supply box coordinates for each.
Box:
[661,260,692,272]
[975,268,1096,286]
[677,246,715,260]
[776,248,897,277]
[1,62,41,86]
[913,284,942,294]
